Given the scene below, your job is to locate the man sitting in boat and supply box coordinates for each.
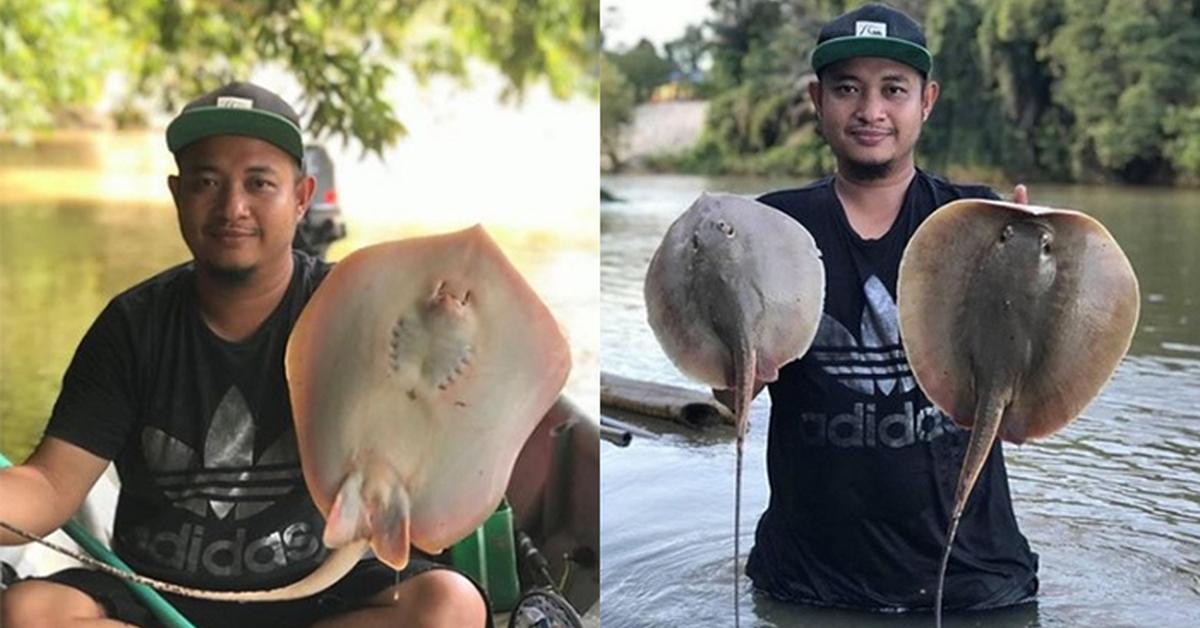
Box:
[0,82,489,628]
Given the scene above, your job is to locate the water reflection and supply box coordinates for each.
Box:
[599,174,1200,628]
[0,201,187,458]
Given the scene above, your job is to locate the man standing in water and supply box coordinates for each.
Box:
[0,82,488,627]
[740,2,1040,614]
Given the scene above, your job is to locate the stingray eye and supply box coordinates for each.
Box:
[690,233,701,251]
[1040,231,1052,253]
[1000,225,1014,243]
[718,220,735,237]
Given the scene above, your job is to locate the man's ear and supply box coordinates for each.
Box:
[808,80,823,120]
[296,173,316,219]
[167,174,180,205]
[922,79,940,121]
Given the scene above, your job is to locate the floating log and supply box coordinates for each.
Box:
[600,372,734,429]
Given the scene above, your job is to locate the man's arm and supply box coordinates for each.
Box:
[0,436,109,545]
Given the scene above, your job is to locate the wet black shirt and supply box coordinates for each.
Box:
[45,252,334,590]
[744,170,1039,611]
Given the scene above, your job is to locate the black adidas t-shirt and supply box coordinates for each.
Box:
[744,170,1039,611]
[45,252,334,590]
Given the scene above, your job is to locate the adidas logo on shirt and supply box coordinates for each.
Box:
[128,520,323,577]
[141,386,301,520]
[809,275,917,396]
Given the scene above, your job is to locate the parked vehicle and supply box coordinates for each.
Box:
[293,145,347,259]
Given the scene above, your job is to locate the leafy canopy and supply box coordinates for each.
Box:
[0,0,598,157]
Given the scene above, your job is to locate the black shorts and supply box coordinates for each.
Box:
[37,557,492,628]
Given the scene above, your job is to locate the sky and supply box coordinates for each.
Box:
[601,0,713,50]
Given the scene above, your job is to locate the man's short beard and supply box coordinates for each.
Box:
[201,262,256,284]
[841,158,894,181]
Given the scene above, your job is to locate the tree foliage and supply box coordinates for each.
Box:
[664,25,708,85]
[1046,0,1200,181]
[0,0,122,132]
[606,39,675,102]
[650,0,1200,184]
[0,0,598,157]
[600,54,634,169]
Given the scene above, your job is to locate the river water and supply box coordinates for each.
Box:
[599,173,1200,627]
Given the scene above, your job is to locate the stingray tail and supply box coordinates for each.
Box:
[0,517,367,601]
[935,393,1007,628]
[731,341,756,628]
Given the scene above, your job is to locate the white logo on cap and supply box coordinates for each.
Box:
[856,20,887,37]
[216,96,253,109]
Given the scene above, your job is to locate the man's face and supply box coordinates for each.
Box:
[809,56,939,178]
[168,135,313,280]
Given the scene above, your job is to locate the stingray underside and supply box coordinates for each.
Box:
[286,225,572,569]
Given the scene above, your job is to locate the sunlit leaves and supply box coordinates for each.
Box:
[0,0,598,157]
[0,0,122,134]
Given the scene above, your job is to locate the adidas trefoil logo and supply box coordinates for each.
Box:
[142,386,300,520]
[809,275,916,396]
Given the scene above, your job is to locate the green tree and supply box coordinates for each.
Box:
[0,0,122,133]
[706,0,784,89]
[920,0,1064,179]
[615,0,1200,184]
[1047,0,1200,182]
[665,24,710,92]
[600,55,635,170]
[608,39,675,102]
[0,0,598,157]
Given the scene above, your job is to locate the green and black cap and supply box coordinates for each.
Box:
[811,3,932,77]
[166,81,304,164]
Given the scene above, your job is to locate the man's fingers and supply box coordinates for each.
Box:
[1012,183,1028,205]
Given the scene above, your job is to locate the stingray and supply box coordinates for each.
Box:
[644,192,825,626]
[896,199,1138,627]
[0,225,571,602]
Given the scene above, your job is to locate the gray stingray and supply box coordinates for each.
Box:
[0,225,572,602]
[644,192,825,625]
[896,199,1138,627]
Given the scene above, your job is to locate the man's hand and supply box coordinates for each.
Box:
[1012,183,1029,205]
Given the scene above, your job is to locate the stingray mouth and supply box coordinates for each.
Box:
[429,280,473,312]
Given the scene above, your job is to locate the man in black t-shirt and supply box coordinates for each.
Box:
[0,82,488,627]
[736,3,1040,614]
